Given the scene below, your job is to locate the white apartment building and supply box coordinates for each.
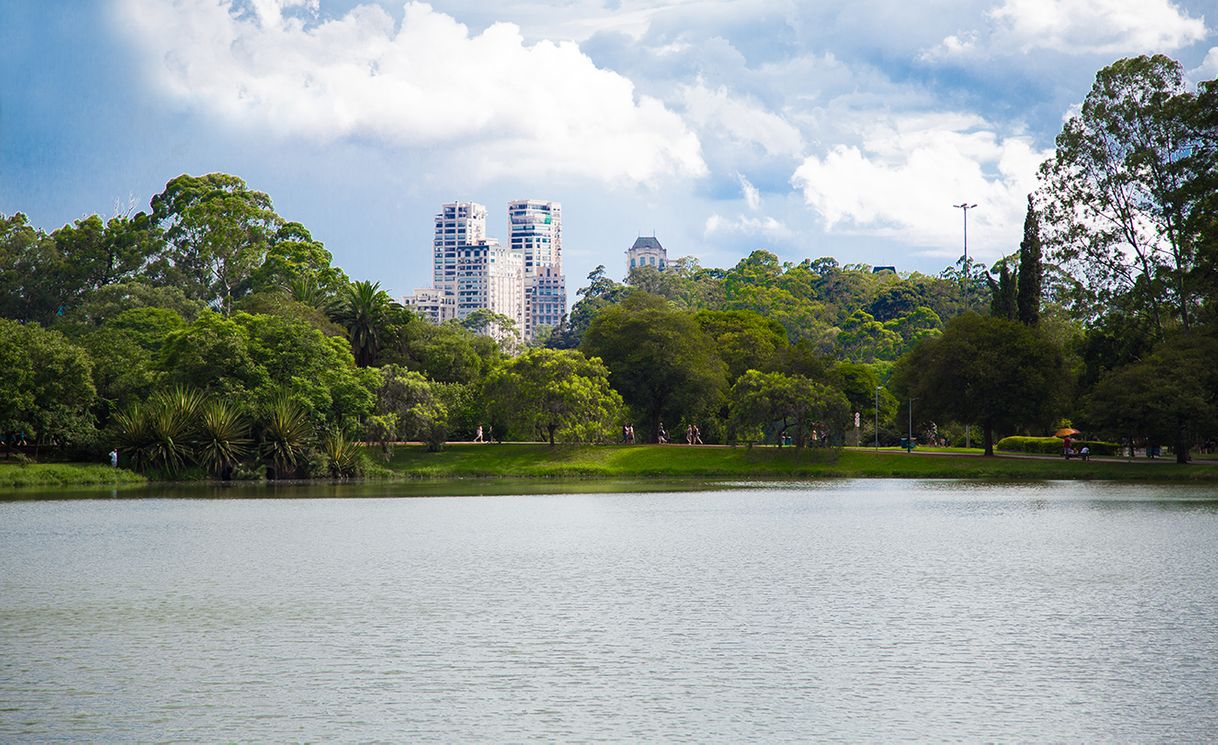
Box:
[456,239,525,338]
[433,202,487,296]
[402,287,456,324]
[627,235,667,273]
[407,199,566,345]
[528,266,566,336]
[509,199,566,340]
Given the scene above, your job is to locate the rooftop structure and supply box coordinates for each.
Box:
[627,235,666,274]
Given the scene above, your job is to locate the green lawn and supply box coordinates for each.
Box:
[383,443,1218,481]
[0,461,146,488]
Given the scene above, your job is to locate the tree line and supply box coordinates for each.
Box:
[1,54,1215,473]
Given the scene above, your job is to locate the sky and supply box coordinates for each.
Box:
[3,0,1217,303]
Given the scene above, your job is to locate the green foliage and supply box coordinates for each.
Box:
[0,319,96,446]
[373,365,449,452]
[334,280,399,367]
[319,429,362,479]
[891,313,1068,455]
[151,173,283,311]
[111,386,205,476]
[1039,55,1211,335]
[483,348,624,445]
[694,309,788,382]
[1016,195,1044,326]
[1082,332,1218,462]
[582,293,727,441]
[996,436,1120,456]
[196,399,252,478]
[67,281,205,327]
[728,370,850,447]
[258,395,315,479]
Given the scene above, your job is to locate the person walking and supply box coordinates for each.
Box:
[109,448,118,468]
[657,422,668,444]
[685,424,694,445]
[474,425,484,443]
[693,425,703,445]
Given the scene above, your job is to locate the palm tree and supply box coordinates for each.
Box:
[333,280,398,367]
[284,275,339,317]
[259,395,314,479]
[196,399,252,479]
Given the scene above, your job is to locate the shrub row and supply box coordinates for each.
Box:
[996,436,1121,456]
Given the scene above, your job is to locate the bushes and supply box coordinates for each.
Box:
[996,436,1121,456]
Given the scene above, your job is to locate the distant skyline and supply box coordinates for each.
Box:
[3,0,1216,301]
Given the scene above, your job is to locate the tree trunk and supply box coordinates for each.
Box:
[983,419,995,456]
[548,423,557,447]
[1176,422,1190,464]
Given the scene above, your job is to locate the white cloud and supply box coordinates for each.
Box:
[738,173,761,210]
[988,0,1207,54]
[790,113,1051,259]
[116,0,706,185]
[1190,46,1218,81]
[680,82,805,158]
[704,213,791,240]
[919,33,977,61]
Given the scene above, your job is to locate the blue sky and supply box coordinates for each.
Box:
[3,0,1216,301]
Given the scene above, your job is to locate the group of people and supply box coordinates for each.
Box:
[1062,436,1090,461]
[472,425,495,443]
[621,422,703,445]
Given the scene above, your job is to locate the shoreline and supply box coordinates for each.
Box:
[5,445,1218,491]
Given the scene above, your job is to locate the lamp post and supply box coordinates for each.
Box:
[908,397,918,452]
[874,386,881,451]
[953,202,978,311]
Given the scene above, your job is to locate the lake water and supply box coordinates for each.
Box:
[3,479,1218,741]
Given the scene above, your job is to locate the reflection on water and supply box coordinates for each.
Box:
[2,480,1217,741]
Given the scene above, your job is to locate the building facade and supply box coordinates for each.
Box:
[407,199,567,345]
[509,199,566,340]
[455,239,524,337]
[627,235,666,273]
[402,287,456,324]
[433,202,487,296]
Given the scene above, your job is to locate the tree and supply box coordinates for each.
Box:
[151,173,283,311]
[1038,55,1212,335]
[333,280,398,367]
[483,349,623,445]
[581,293,726,441]
[1016,195,1043,326]
[0,319,96,448]
[988,261,1017,320]
[694,309,788,382]
[372,365,448,453]
[728,370,850,447]
[67,280,204,328]
[1083,332,1218,463]
[891,314,1067,455]
[248,222,348,298]
[548,265,627,348]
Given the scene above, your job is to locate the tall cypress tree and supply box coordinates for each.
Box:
[989,263,1017,320]
[1016,194,1043,326]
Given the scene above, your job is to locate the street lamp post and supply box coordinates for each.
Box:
[874,386,881,451]
[908,397,918,452]
[954,202,977,449]
[953,202,978,311]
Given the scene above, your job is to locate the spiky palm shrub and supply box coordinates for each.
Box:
[196,399,252,479]
[141,386,204,476]
[110,403,155,472]
[260,396,315,479]
[319,429,361,479]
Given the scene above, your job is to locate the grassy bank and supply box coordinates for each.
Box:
[0,462,146,488]
[384,444,1218,481]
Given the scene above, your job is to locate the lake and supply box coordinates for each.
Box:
[2,479,1217,741]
